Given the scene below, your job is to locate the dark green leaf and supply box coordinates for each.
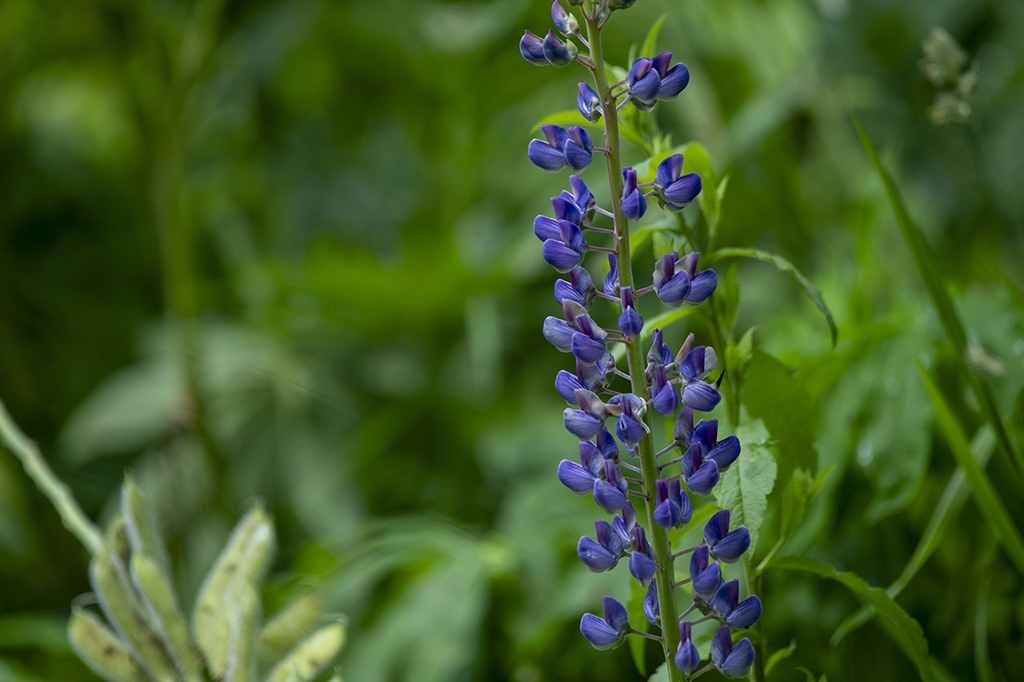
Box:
[773,557,933,682]
[741,350,817,472]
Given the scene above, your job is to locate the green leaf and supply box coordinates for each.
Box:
[919,364,1024,576]
[741,350,817,472]
[647,662,669,682]
[626,578,648,677]
[709,248,837,347]
[630,221,677,257]
[611,307,698,362]
[764,640,796,675]
[854,115,1024,483]
[532,110,596,132]
[773,557,933,682]
[639,16,666,59]
[713,420,777,552]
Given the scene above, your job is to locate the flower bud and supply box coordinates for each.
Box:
[543,30,578,67]
[520,30,548,66]
[551,1,579,36]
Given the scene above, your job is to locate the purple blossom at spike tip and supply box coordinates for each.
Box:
[579,596,630,650]
[644,581,659,626]
[519,30,549,66]
[710,626,755,678]
[654,153,701,212]
[551,1,579,36]
[617,287,643,337]
[603,254,618,297]
[692,417,742,471]
[578,82,602,123]
[621,167,647,220]
[704,509,751,563]
[542,30,577,67]
[675,620,700,674]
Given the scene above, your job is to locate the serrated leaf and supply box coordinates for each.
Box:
[919,365,1024,576]
[740,350,817,472]
[773,557,932,682]
[713,420,777,552]
[709,248,836,347]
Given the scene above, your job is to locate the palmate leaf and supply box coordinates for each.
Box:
[772,557,933,682]
[708,248,837,348]
[713,420,777,552]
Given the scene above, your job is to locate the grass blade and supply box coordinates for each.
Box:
[919,363,1024,576]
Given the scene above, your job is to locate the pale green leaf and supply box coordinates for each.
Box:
[639,16,666,59]
[713,420,777,552]
[764,640,796,675]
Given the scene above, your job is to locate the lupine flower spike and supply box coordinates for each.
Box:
[519,3,761,676]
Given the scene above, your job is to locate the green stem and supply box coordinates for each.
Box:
[0,397,104,556]
[584,7,682,680]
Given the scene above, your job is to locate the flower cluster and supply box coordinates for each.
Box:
[520,2,761,679]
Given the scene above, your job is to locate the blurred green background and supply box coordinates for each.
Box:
[1,0,1023,680]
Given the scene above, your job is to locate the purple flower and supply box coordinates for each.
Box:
[551,1,579,36]
[603,254,618,297]
[710,626,755,678]
[593,460,628,513]
[673,406,695,447]
[563,388,608,439]
[709,579,762,630]
[628,526,656,586]
[653,478,692,528]
[654,154,702,212]
[690,545,723,604]
[653,251,717,307]
[678,442,721,496]
[578,82,602,123]
[569,175,596,221]
[626,52,690,109]
[675,621,700,674]
[607,393,645,451]
[578,519,624,571]
[519,31,549,66]
[647,328,673,369]
[580,596,630,650]
[678,345,722,412]
[557,440,606,494]
[570,314,608,365]
[542,30,578,67]
[704,510,751,563]
[551,193,585,226]
[541,219,587,272]
[651,364,680,416]
[617,286,643,337]
[542,316,573,352]
[611,500,636,547]
[528,124,592,172]
[621,167,647,220]
[691,418,742,471]
[644,581,660,626]
[555,266,596,308]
